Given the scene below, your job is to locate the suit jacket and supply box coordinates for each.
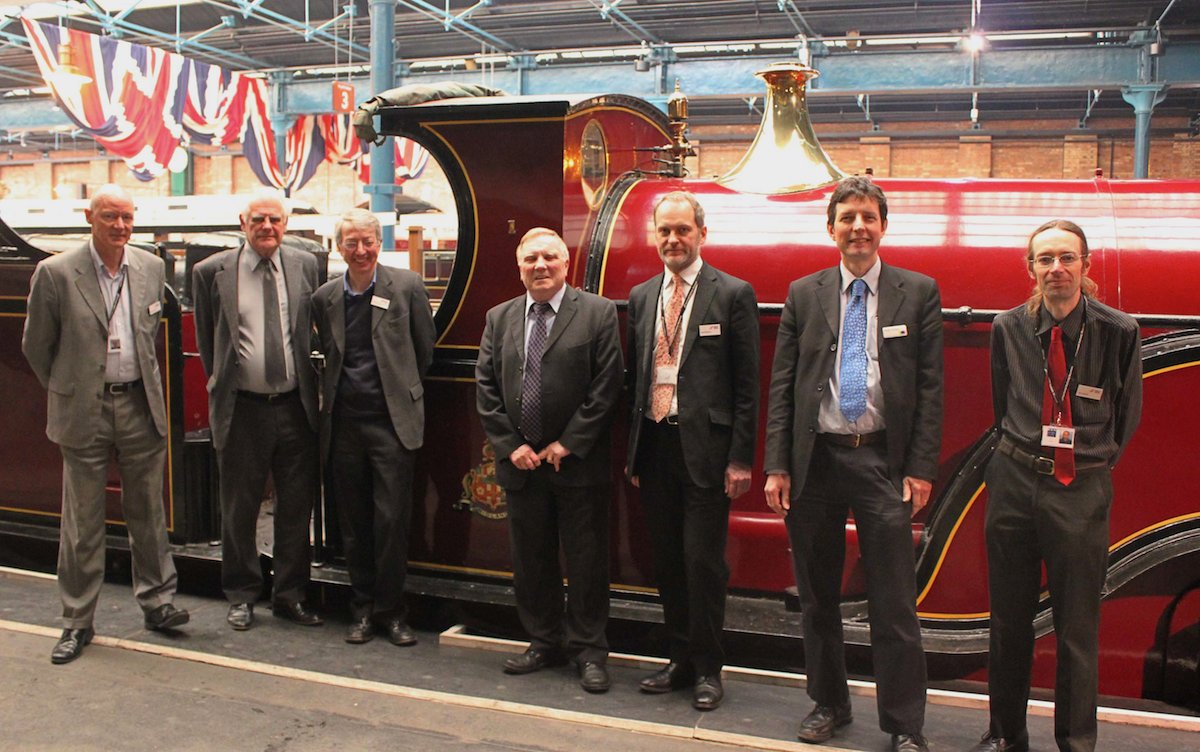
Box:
[475,285,623,491]
[23,244,168,449]
[626,262,760,489]
[764,262,943,497]
[192,243,320,451]
[311,265,436,458]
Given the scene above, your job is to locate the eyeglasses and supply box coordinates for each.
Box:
[341,239,379,251]
[97,212,134,223]
[248,214,284,225]
[1032,252,1085,269]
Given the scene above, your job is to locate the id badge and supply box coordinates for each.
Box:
[108,337,122,353]
[1041,424,1075,449]
[655,364,678,386]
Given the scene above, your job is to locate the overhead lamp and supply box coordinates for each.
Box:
[963,32,986,53]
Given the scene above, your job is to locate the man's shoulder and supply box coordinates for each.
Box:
[572,287,615,310]
[703,262,752,291]
[193,248,236,274]
[790,265,836,291]
[993,304,1029,330]
[882,262,937,290]
[485,294,524,322]
[281,243,319,270]
[313,276,340,302]
[1088,297,1138,333]
[127,245,165,272]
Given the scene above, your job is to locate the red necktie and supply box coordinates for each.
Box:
[1043,325,1075,485]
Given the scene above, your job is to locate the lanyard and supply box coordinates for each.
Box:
[1043,297,1086,424]
[104,268,128,333]
[658,274,698,358]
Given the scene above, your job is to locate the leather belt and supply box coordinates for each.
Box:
[997,434,1109,476]
[236,388,299,404]
[819,431,885,449]
[997,434,1055,475]
[104,379,142,395]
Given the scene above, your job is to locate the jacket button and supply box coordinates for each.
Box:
[816,385,823,392]
[829,343,837,352]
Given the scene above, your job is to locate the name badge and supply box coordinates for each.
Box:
[655,365,678,386]
[1076,385,1103,401]
[882,324,908,339]
[699,324,721,337]
[147,300,161,315]
[370,295,390,310]
[1041,424,1075,449]
[108,337,122,353]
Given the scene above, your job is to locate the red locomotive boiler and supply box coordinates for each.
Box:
[1,61,1198,708]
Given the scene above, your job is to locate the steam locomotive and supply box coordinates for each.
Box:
[1,62,1198,709]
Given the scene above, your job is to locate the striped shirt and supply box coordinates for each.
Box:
[990,296,1142,467]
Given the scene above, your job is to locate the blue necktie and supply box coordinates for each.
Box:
[839,278,868,423]
[521,302,551,447]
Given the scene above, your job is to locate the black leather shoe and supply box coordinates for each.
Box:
[144,603,190,632]
[272,601,323,626]
[578,661,611,693]
[893,733,930,752]
[227,603,254,631]
[969,732,1029,752]
[692,675,724,710]
[50,627,94,665]
[345,616,374,644]
[797,703,853,743]
[503,647,567,675]
[383,618,417,647]
[639,662,694,694]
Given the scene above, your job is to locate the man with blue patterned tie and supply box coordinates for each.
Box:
[763,177,944,752]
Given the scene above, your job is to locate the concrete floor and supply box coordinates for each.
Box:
[1,566,1196,752]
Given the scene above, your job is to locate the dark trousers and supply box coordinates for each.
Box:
[329,412,415,621]
[218,392,318,605]
[637,418,731,676]
[984,451,1113,752]
[506,467,610,663]
[785,438,926,735]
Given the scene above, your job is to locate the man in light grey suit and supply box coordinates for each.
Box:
[764,176,942,752]
[23,184,189,665]
[476,228,623,694]
[312,209,435,647]
[192,191,322,631]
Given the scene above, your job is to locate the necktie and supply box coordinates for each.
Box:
[651,274,686,422]
[260,257,287,390]
[1044,324,1075,485]
[839,278,868,423]
[521,302,551,447]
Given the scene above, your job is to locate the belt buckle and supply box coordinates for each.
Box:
[1034,456,1055,475]
[849,433,863,448]
[665,415,680,426]
[106,382,124,395]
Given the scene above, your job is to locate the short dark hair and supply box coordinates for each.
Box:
[826,176,888,227]
[654,190,706,229]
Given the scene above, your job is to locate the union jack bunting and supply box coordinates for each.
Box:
[352,137,431,186]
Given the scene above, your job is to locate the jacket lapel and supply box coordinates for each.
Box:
[125,249,147,322]
[216,248,240,347]
[328,279,346,356]
[876,262,905,329]
[506,296,526,366]
[678,264,716,367]
[817,266,841,338]
[370,268,391,333]
[70,246,106,329]
[543,286,577,354]
[280,246,302,333]
[641,274,663,388]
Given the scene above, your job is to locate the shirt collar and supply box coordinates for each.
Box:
[661,255,703,292]
[525,283,567,316]
[88,239,127,279]
[342,267,378,297]
[839,257,881,296]
[241,245,279,273]
[1037,296,1086,339]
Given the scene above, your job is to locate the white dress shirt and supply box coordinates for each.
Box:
[653,255,703,418]
[236,246,296,393]
[90,240,139,384]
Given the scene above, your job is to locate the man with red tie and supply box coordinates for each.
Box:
[973,220,1142,752]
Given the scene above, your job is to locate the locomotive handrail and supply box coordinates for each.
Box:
[611,301,1200,329]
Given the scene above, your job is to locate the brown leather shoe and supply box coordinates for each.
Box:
[969,732,1029,752]
[797,702,853,743]
[226,603,254,631]
[692,675,724,710]
[503,647,567,675]
[144,603,190,632]
[345,616,374,644]
[272,601,323,626]
[638,662,694,694]
[50,627,94,665]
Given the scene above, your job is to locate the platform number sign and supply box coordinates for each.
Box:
[333,81,355,114]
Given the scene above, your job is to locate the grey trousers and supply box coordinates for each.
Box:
[57,385,177,628]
